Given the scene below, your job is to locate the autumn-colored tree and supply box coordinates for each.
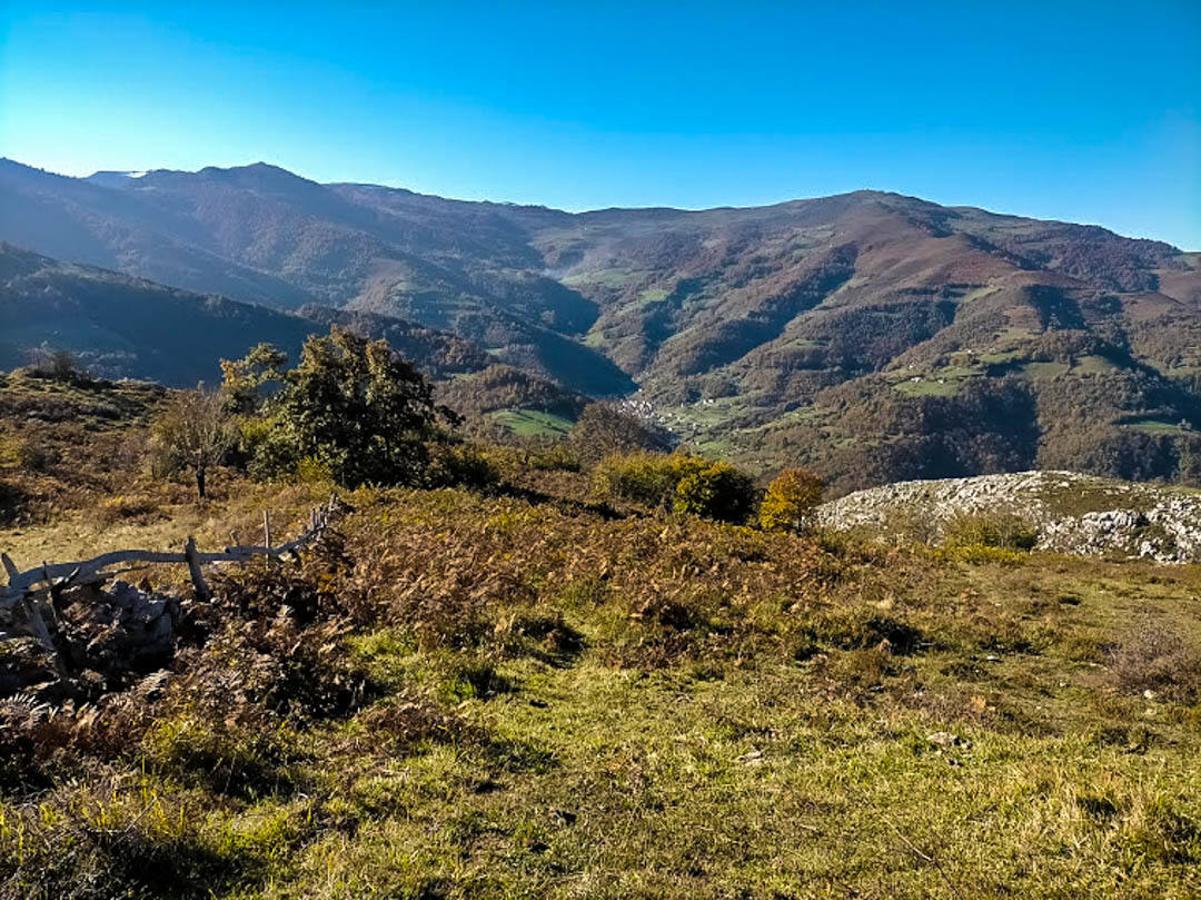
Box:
[758,468,824,533]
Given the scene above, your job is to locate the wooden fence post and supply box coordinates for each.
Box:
[183,536,212,603]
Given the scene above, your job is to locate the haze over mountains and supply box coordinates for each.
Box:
[2,156,1200,490]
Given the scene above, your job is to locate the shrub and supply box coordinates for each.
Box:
[591,451,757,523]
[673,460,757,523]
[26,346,88,383]
[759,467,824,533]
[294,455,335,485]
[424,443,503,492]
[0,434,52,472]
[0,479,19,523]
[942,513,1039,551]
[239,416,298,481]
[592,451,686,510]
[525,441,580,472]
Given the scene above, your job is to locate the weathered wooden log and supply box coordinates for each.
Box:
[0,495,342,609]
[1,549,188,606]
[0,496,343,691]
[20,596,66,678]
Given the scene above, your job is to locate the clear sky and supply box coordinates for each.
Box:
[2,1,1199,248]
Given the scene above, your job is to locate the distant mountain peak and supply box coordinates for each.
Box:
[193,161,320,190]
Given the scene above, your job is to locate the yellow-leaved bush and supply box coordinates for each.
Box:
[758,467,824,533]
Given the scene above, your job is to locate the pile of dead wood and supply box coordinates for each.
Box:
[0,496,345,698]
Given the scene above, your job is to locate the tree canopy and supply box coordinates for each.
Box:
[223,328,445,487]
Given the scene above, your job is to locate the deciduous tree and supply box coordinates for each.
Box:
[759,468,824,533]
[149,387,232,499]
[242,328,443,487]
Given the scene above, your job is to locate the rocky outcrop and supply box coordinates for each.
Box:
[817,470,1201,564]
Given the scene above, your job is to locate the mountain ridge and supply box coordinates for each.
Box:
[0,243,492,386]
[79,163,1200,249]
[3,156,1200,490]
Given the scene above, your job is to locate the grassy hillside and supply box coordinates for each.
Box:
[1,385,1200,896]
[0,368,166,526]
[3,484,1201,897]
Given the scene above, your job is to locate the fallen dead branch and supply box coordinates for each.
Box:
[0,495,346,673]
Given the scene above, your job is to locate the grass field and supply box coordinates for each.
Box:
[4,484,1201,897]
[1123,418,1192,436]
[489,408,576,438]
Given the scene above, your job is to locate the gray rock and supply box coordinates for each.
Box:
[817,470,1201,564]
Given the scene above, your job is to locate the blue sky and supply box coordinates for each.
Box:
[2,1,1199,247]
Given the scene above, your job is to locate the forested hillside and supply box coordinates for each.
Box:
[0,245,488,387]
[3,158,1200,489]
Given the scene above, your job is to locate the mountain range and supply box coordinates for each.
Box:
[0,243,495,388]
[2,156,1200,491]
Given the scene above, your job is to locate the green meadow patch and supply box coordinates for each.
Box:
[489,408,576,438]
